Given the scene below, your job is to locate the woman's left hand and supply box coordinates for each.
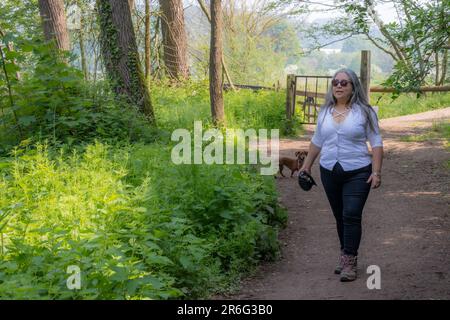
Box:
[367,174,381,189]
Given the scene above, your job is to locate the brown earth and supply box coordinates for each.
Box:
[229,107,450,300]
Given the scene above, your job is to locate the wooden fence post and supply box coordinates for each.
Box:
[286,74,295,121]
[360,50,371,103]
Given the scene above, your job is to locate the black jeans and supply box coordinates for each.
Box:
[320,161,372,256]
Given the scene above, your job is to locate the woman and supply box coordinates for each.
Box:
[299,68,384,282]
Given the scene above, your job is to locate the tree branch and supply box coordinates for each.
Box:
[400,0,424,74]
[364,0,408,64]
[365,32,398,61]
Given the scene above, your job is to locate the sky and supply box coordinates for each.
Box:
[304,1,398,23]
[183,0,399,24]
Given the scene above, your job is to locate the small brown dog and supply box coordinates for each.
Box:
[278,150,308,177]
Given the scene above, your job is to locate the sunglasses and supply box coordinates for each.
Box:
[331,79,352,87]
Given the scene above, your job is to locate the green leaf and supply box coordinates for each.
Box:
[110,266,128,282]
[4,63,19,74]
[5,51,20,60]
[21,44,34,52]
[219,210,233,219]
[179,256,195,270]
[126,279,140,295]
[145,253,174,266]
[18,115,36,126]
[0,162,11,170]
[142,275,164,290]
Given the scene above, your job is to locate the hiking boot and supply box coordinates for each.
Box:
[334,250,345,274]
[340,255,358,282]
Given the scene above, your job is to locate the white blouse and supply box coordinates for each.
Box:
[311,103,383,171]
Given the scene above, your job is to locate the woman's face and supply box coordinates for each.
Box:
[332,72,353,104]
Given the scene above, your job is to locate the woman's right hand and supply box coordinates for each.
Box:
[300,142,321,175]
[299,165,311,175]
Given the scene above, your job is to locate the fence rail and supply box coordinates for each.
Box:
[223,83,279,91]
[370,85,450,93]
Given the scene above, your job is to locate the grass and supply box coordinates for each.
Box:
[400,120,450,146]
[373,92,450,119]
[152,81,290,135]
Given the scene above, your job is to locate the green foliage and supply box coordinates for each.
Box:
[0,143,180,299]
[0,38,157,155]
[381,0,449,91]
[0,0,41,42]
[225,89,288,133]
[280,0,449,93]
[0,71,290,298]
[0,142,286,299]
[225,32,289,86]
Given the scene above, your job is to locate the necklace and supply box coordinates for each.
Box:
[331,105,351,125]
[333,109,349,117]
[332,106,350,119]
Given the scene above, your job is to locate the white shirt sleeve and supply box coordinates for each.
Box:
[366,108,383,148]
[311,109,325,148]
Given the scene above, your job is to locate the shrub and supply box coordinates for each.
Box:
[0,142,286,299]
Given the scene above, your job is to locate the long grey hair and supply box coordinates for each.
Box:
[319,68,379,134]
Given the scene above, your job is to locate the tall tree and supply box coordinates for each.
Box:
[145,0,151,81]
[76,0,89,80]
[38,0,70,51]
[97,0,155,123]
[197,0,235,91]
[158,0,189,80]
[209,0,225,125]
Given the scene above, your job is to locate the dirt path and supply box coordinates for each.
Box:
[231,107,450,300]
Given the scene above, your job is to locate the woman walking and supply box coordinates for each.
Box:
[299,68,384,282]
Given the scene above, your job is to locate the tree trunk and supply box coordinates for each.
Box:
[209,0,225,125]
[435,50,440,86]
[128,0,135,13]
[78,1,89,80]
[145,0,151,81]
[79,27,88,80]
[97,0,155,123]
[93,42,100,84]
[197,0,236,91]
[440,49,448,86]
[153,16,164,79]
[158,0,189,80]
[38,0,70,51]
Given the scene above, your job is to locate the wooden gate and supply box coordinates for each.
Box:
[286,50,372,125]
[289,75,332,124]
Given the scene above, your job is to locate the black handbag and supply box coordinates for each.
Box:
[298,171,317,191]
